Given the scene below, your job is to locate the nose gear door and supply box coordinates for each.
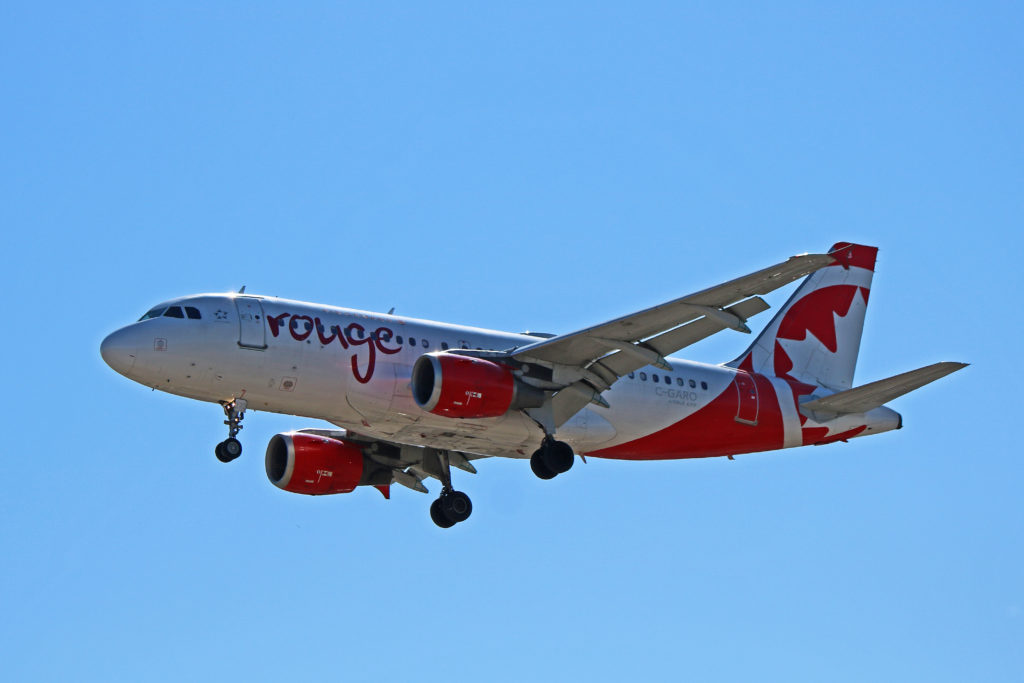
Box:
[235,297,267,349]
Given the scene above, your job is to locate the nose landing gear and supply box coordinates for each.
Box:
[215,399,247,463]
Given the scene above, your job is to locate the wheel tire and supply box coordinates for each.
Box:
[430,499,456,528]
[543,440,574,474]
[441,491,473,523]
[223,437,242,459]
[215,441,232,463]
[530,449,557,480]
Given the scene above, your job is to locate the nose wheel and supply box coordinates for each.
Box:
[215,399,247,463]
[215,437,243,463]
[530,438,575,479]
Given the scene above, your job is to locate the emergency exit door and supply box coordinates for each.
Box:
[235,297,267,349]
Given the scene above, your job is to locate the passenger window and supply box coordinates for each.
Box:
[441,342,449,350]
[664,375,671,384]
[396,335,403,345]
[185,306,201,320]
[689,379,696,388]
[163,306,184,318]
[639,372,647,381]
[701,381,708,390]
[628,372,635,379]
[409,337,416,346]
[652,374,659,383]
[422,339,429,348]
[138,307,166,321]
[676,377,683,386]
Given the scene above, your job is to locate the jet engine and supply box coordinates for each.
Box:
[265,432,364,495]
[411,352,544,419]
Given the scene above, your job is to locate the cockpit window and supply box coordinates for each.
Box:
[138,307,166,321]
[185,306,201,320]
[163,306,184,318]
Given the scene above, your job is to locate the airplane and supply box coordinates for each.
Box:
[100,242,965,528]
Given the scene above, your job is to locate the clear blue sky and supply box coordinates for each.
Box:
[2,3,1021,681]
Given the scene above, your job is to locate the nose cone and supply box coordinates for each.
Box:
[101,327,138,376]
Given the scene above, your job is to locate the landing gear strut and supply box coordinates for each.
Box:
[215,399,247,463]
[427,449,473,528]
[530,438,575,480]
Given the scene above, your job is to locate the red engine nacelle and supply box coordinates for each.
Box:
[265,432,364,495]
[411,352,543,419]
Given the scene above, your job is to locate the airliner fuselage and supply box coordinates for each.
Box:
[102,293,901,460]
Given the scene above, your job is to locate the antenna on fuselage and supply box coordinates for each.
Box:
[387,307,395,315]
[238,285,246,294]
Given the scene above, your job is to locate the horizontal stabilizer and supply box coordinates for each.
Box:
[801,362,968,416]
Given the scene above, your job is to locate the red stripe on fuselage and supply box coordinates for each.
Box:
[586,371,785,460]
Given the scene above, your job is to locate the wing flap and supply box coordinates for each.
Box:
[801,362,968,416]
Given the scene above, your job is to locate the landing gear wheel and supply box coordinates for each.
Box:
[222,437,242,459]
[441,490,473,523]
[544,440,575,474]
[425,449,473,529]
[430,499,456,528]
[215,399,247,463]
[215,438,242,463]
[530,449,557,480]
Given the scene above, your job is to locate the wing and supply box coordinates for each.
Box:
[495,251,836,427]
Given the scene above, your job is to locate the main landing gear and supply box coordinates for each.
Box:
[530,438,575,480]
[215,399,247,463]
[427,449,473,529]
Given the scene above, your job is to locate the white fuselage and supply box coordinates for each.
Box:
[101,293,900,461]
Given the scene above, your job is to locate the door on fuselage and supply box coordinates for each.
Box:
[235,297,267,349]
[733,372,759,425]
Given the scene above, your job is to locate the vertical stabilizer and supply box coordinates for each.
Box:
[728,242,878,391]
